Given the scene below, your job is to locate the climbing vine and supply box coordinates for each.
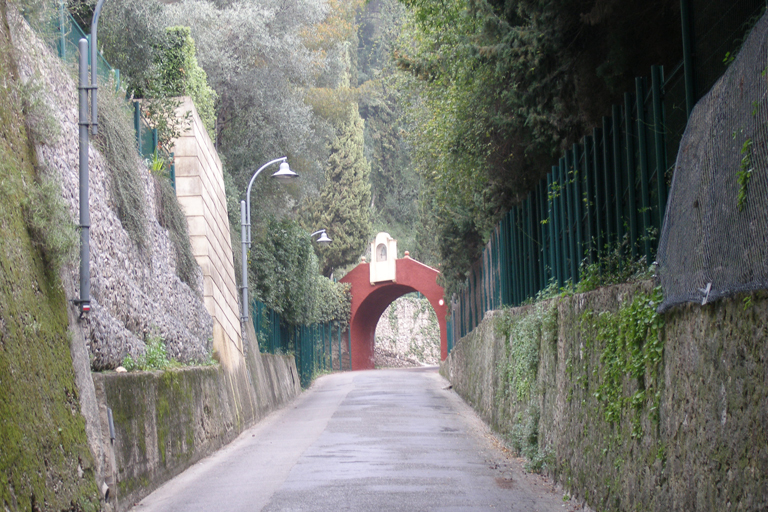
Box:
[494,301,557,471]
[581,286,665,437]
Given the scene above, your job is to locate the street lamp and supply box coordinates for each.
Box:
[240,157,298,324]
[311,229,332,245]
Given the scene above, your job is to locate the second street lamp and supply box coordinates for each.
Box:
[240,157,298,325]
[311,229,332,246]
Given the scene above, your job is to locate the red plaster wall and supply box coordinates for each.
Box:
[340,257,448,370]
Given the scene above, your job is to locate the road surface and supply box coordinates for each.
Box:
[131,367,571,511]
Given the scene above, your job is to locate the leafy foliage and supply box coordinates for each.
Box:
[122,332,179,371]
[394,0,682,293]
[494,300,557,471]
[251,218,351,325]
[156,26,217,140]
[304,102,372,276]
[580,287,665,436]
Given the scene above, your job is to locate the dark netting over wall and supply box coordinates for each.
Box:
[657,12,768,312]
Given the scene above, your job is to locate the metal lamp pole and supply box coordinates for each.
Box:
[240,157,298,324]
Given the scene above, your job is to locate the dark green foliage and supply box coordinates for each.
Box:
[357,0,425,258]
[251,218,351,326]
[156,26,217,140]
[307,103,372,276]
[396,0,682,293]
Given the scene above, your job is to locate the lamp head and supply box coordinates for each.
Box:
[271,161,299,182]
[315,231,332,245]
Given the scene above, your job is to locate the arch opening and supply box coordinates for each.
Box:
[374,293,440,367]
[340,257,448,370]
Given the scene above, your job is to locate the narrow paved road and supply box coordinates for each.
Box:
[131,368,569,511]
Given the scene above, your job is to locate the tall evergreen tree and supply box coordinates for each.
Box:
[311,103,372,276]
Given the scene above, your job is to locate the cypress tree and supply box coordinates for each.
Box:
[313,103,372,276]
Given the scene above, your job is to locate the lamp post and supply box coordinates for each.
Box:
[311,229,332,245]
[240,157,298,324]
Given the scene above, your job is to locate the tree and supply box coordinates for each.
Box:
[306,102,372,276]
[394,0,682,293]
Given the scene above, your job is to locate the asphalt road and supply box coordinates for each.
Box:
[131,367,570,512]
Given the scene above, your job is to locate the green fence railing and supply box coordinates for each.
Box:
[42,4,168,169]
[252,300,351,387]
[52,2,115,84]
[449,1,767,346]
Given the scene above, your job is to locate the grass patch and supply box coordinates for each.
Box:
[154,174,199,290]
[94,83,149,251]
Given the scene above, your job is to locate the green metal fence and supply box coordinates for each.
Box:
[447,2,767,348]
[43,5,166,166]
[51,3,115,85]
[450,64,672,341]
[252,300,351,388]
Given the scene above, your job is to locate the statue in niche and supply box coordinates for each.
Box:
[377,243,387,262]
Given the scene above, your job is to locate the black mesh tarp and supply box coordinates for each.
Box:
[657,12,768,311]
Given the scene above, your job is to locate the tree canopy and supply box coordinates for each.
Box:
[394,0,681,293]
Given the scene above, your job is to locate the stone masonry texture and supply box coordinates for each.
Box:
[442,282,768,512]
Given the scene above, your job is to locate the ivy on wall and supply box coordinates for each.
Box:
[579,287,665,437]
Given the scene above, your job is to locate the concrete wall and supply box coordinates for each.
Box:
[441,282,768,511]
[94,342,301,511]
[173,97,243,371]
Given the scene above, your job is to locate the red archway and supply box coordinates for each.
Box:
[340,255,448,370]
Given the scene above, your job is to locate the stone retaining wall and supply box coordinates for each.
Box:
[441,282,768,511]
[93,345,300,511]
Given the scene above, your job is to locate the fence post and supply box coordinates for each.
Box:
[514,207,524,304]
[58,1,65,59]
[551,169,563,288]
[572,143,584,277]
[583,136,595,265]
[170,152,176,191]
[611,106,624,254]
[557,160,569,284]
[537,181,547,289]
[624,92,638,259]
[134,101,141,154]
[602,117,615,253]
[500,215,509,305]
[337,323,342,371]
[635,77,653,263]
[547,173,558,287]
[564,151,578,286]
[651,66,669,225]
[526,194,535,299]
[592,129,604,263]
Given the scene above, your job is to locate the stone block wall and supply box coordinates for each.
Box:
[441,282,768,511]
[173,98,243,370]
[94,349,301,511]
[17,7,212,370]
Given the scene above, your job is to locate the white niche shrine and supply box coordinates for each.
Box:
[370,232,397,284]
